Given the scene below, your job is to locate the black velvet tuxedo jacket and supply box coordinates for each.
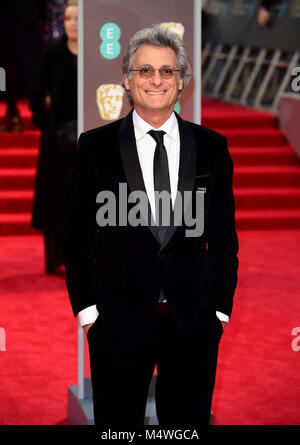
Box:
[63,110,239,341]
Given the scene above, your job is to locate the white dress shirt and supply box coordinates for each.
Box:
[78,110,229,326]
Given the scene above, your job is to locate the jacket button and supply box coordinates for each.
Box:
[159,252,170,259]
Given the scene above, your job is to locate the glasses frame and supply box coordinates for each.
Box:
[129,65,181,80]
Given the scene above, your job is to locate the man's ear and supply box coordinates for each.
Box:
[178,77,183,91]
[124,75,130,91]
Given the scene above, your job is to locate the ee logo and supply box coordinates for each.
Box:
[174,102,181,114]
[100,23,121,59]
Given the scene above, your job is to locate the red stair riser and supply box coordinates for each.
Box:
[233,171,300,188]
[235,192,300,210]
[236,217,300,230]
[0,198,33,213]
[0,117,35,130]
[0,153,38,168]
[0,176,35,190]
[0,223,37,236]
[202,116,277,129]
[226,133,286,147]
[0,132,40,148]
[230,150,299,166]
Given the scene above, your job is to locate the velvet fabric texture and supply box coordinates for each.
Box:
[63,110,239,341]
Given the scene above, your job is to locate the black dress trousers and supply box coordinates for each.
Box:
[87,309,223,426]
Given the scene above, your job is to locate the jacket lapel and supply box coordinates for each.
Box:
[160,113,197,250]
[119,111,160,244]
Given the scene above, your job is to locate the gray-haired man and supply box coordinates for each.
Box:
[64,25,239,425]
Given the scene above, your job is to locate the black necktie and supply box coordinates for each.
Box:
[148,130,172,244]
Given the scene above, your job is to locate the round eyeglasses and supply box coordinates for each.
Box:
[129,66,181,80]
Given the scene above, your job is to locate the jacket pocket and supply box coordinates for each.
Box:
[195,174,210,191]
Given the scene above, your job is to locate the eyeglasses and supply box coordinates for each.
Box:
[129,65,181,80]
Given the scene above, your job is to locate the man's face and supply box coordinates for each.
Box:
[124,44,183,117]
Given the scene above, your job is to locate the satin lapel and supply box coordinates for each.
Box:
[119,111,160,244]
[160,113,197,251]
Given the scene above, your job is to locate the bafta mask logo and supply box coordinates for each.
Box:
[0,67,6,91]
[96,84,125,120]
[160,22,185,39]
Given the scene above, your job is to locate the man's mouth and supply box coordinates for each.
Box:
[145,90,167,95]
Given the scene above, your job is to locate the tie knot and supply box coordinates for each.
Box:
[148,130,166,146]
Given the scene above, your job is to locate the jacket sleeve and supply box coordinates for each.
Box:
[206,134,239,318]
[63,132,100,317]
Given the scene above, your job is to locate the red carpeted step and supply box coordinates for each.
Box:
[230,146,300,166]
[0,190,34,213]
[234,187,300,209]
[0,101,32,117]
[0,99,299,232]
[0,101,35,130]
[235,209,300,229]
[0,117,35,131]
[0,130,40,148]
[220,128,287,147]
[202,112,277,130]
[0,213,38,235]
[233,165,300,188]
[0,148,38,167]
[0,168,36,189]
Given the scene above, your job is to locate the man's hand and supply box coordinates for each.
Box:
[221,321,227,332]
[83,323,94,334]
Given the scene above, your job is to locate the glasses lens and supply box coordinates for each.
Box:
[136,67,178,79]
[160,68,175,79]
[139,67,154,79]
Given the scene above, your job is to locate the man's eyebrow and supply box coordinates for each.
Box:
[137,64,176,68]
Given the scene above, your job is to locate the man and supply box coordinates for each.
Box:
[63,25,239,426]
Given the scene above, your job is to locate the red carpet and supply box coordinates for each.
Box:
[0,232,300,425]
[0,235,76,425]
[212,230,300,425]
[1,99,300,425]
[202,99,300,230]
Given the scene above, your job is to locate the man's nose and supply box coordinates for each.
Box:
[150,70,163,86]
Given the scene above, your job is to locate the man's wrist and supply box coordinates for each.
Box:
[83,323,94,334]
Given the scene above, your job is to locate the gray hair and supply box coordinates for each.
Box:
[121,25,192,107]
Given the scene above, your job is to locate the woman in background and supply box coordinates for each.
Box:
[30,0,78,273]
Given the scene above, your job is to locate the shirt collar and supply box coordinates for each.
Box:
[132,109,178,142]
